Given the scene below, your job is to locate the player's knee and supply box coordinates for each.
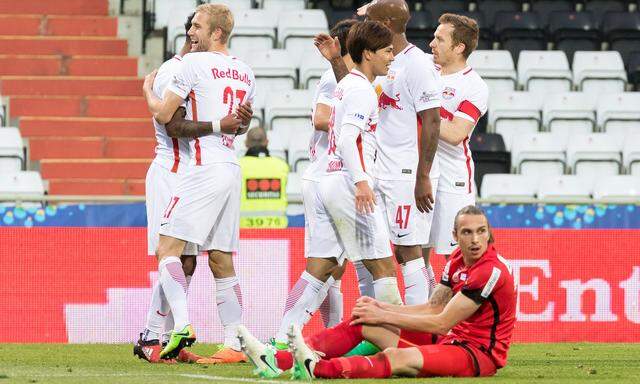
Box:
[394,245,421,264]
[208,250,235,277]
[181,255,196,276]
[383,347,421,377]
[364,258,396,280]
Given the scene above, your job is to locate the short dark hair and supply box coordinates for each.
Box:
[346,21,393,64]
[330,19,358,57]
[438,13,479,58]
[453,205,494,243]
[185,12,195,34]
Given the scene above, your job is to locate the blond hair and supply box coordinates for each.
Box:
[195,3,234,44]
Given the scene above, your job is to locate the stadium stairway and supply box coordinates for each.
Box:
[0,0,153,195]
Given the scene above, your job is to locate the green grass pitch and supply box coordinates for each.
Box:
[1,343,639,383]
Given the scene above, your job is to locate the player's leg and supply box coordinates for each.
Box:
[319,261,346,328]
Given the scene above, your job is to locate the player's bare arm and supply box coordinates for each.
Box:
[352,283,453,320]
[312,102,332,132]
[415,107,440,213]
[439,116,475,146]
[314,33,349,82]
[234,102,253,136]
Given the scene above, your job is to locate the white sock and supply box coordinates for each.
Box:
[353,260,375,298]
[275,271,325,343]
[143,281,166,341]
[373,277,403,305]
[327,279,343,327]
[215,276,243,350]
[163,273,192,341]
[158,256,190,331]
[401,258,431,305]
[425,263,436,298]
[318,276,334,328]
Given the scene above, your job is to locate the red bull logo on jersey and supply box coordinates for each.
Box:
[378,91,403,110]
[211,68,252,86]
[443,86,456,100]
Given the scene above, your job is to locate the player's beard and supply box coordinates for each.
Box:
[191,37,209,53]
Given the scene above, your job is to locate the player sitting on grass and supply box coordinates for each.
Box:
[239,205,517,379]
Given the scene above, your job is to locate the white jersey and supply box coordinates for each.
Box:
[167,51,256,166]
[325,69,378,181]
[437,66,489,194]
[152,55,191,173]
[303,69,336,182]
[373,44,442,181]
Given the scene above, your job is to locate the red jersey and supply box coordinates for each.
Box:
[439,245,517,368]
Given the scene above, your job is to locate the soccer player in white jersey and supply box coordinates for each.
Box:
[319,0,443,305]
[142,3,255,360]
[423,14,489,261]
[271,20,357,349]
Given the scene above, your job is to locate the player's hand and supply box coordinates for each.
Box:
[220,112,243,134]
[314,33,341,61]
[415,174,435,213]
[350,300,387,326]
[236,102,253,127]
[142,69,157,94]
[355,181,376,215]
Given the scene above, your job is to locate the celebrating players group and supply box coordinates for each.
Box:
[135,0,517,380]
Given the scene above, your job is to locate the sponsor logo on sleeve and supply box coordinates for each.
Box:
[419,91,439,103]
[480,267,502,298]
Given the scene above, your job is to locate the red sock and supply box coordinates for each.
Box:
[314,353,392,379]
[275,350,293,370]
[306,320,363,358]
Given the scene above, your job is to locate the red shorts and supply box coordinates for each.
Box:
[397,330,497,377]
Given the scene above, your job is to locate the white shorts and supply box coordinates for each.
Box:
[375,178,439,246]
[145,161,197,256]
[317,174,391,263]
[159,162,241,252]
[426,190,476,255]
[303,179,344,261]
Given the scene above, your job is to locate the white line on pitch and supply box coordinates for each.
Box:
[180,373,285,383]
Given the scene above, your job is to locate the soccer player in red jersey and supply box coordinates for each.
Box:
[239,205,517,379]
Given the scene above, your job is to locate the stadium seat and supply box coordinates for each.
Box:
[265,90,314,157]
[529,0,574,28]
[288,131,311,171]
[230,9,279,53]
[511,132,566,178]
[421,1,469,18]
[406,10,435,48]
[323,8,357,29]
[286,171,303,204]
[566,133,622,178]
[458,10,492,50]
[476,0,521,29]
[602,11,640,66]
[517,51,572,95]
[572,51,627,94]
[593,175,640,200]
[154,0,196,29]
[0,171,45,199]
[548,11,600,63]
[596,92,640,136]
[299,48,330,91]
[278,10,329,53]
[166,4,198,53]
[628,51,640,90]
[537,175,593,200]
[469,133,511,192]
[0,127,24,173]
[494,11,546,64]
[266,130,287,162]
[488,91,542,150]
[245,49,297,92]
[261,0,305,11]
[467,50,517,94]
[584,0,628,28]
[480,174,537,200]
[207,0,254,12]
[249,90,266,128]
[623,134,640,175]
[542,92,597,138]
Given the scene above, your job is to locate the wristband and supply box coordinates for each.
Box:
[212,119,221,133]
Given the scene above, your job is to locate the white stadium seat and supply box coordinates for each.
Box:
[517,51,572,95]
[597,92,640,137]
[166,4,197,53]
[542,92,597,139]
[0,171,45,199]
[154,0,196,29]
[266,130,287,162]
[489,91,542,150]
[0,127,24,173]
[623,134,640,176]
[265,90,314,154]
[278,10,328,53]
[288,130,311,171]
[208,0,253,12]
[230,9,279,53]
[245,49,297,92]
[286,171,303,204]
[248,89,266,128]
[538,175,593,200]
[480,174,538,200]
[566,133,622,178]
[511,133,566,178]
[468,50,517,94]
[593,175,640,200]
[261,0,306,11]
[298,48,330,91]
[573,51,627,94]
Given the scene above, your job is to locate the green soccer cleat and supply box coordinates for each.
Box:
[160,325,196,359]
[269,338,289,351]
[238,326,282,378]
[287,324,319,381]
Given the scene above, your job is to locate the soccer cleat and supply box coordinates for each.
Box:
[270,338,289,351]
[237,325,282,378]
[287,324,319,380]
[160,325,196,359]
[196,347,247,364]
[133,334,162,363]
[177,348,203,363]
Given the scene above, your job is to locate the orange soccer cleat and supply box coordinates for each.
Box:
[196,347,248,364]
[177,348,204,363]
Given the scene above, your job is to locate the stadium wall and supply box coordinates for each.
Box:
[1,211,639,343]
